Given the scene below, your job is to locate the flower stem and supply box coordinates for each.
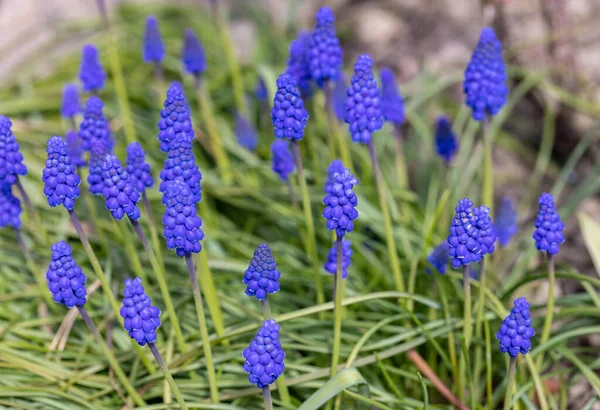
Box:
[262,387,274,410]
[184,253,219,403]
[393,124,409,189]
[77,306,146,407]
[367,140,405,293]
[463,265,472,348]
[129,219,188,355]
[324,82,351,167]
[482,116,493,213]
[148,342,190,410]
[142,193,164,267]
[323,83,337,162]
[286,178,297,208]
[536,253,555,372]
[15,228,53,305]
[331,236,343,377]
[261,297,272,320]
[15,177,49,245]
[291,141,325,309]
[196,251,226,338]
[503,356,517,410]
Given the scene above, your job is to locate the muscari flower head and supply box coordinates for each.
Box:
[79,96,113,152]
[474,205,497,256]
[79,44,106,93]
[0,115,27,184]
[271,73,309,141]
[182,28,206,76]
[143,16,165,63]
[464,27,508,121]
[322,168,359,237]
[255,77,268,102]
[496,297,534,357]
[435,116,459,163]
[308,6,343,87]
[61,83,81,119]
[324,159,344,194]
[101,154,141,221]
[271,140,294,181]
[0,182,21,229]
[158,82,194,153]
[66,130,86,168]
[236,114,258,151]
[345,54,383,144]
[46,241,87,308]
[243,319,285,388]
[324,238,352,279]
[161,180,204,257]
[88,140,107,195]
[533,192,564,255]
[42,136,81,210]
[286,30,313,98]
[159,132,202,204]
[243,243,281,300]
[120,277,161,346]
[333,72,347,122]
[447,198,481,268]
[380,67,405,125]
[427,241,450,274]
[496,197,518,246]
[126,142,154,195]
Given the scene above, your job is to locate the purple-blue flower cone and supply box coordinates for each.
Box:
[308,7,343,87]
[380,68,405,125]
[474,205,497,256]
[182,28,206,76]
[0,182,21,229]
[143,16,165,63]
[271,73,309,141]
[66,130,86,168]
[79,96,113,152]
[286,30,313,97]
[435,116,458,163]
[533,192,564,255]
[100,154,141,221]
[88,140,107,195]
[126,142,154,195]
[496,197,518,246]
[332,73,347,122]
[61,84,81,119]
[243,243,281,300]
[324,238,352,279]
[0,115,27,184]
[158,82,194,153]
[496,297,535,357]
[79,44,106,93]
[322,167,359,237]
[271,140,294,181]
[42,136,81,210]
[120,277,161,346]
[159,132,202,204]
[428,242,450,274]
[161,180,204,257]
[324,159,344,194]
[243,319,285,388]
[46,241,87,308]
[447,198,482,268]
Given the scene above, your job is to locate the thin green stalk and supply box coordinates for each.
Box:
[261,297,272,321]
[77,307,146,407]
[290,141,325,308]
[197,251,226,338]
[473,257,488,398]
[484,318,493,410]
[15,177,50,245]
[195,78,232,184]
[129,219,187,355]
[367,140,405,293]
[262,296,290,405]
[536,254,555,372]
[148,342,189,410]
[503,357,517,410]
[262,387,274,410]
[184,253,219,403]
[463,265,472,347]
[15,228,53,305]
[434,275,458,394]
[482,116,493,213]
[142,193,164,267]
[67,209,155,374]
[324,82,351,167]
[393,124,409,189]
[331,236,343,377]
[286,178,298,208]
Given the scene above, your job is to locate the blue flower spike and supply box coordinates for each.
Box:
[100,154,141,221]
[66,130,86,168]
[161,180,204,257]
[182,28,206,78]
[79,44,106,93]
[126,142,154,196]
[322,167,359,237]
[332,72,347,122]
[496,197,518,246]
[243,319,285,388]
[447,198,481,268]
[120,277,161,346]
[324,159,344,194]
[427,242,450,274]
[496,297,535,357]
[435,116,459,163]
[324,238,352,279]
[308,6,343,87]
[61,83,81,120]
[464,27,508,121]
[0,182,21,229]
[79,96,114,152]
[344,54,383,144]
[243,243,281,301]
[271,140,294,181]
[271,73,309,141]
[158,82,194,153]
[143,16,165,64]
[42,136,81,210]
[159,132,202,204]
[380,67,405,125]
[0,115,27,185]
[235,114,258,151]
[286,30,313,97]
[88,140,107,195]
[474,205,497,256]
[533,192,564,255]
[46,241,87,308]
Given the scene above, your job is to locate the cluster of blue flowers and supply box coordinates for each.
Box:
[379,68,405,126]
[143,16,165,64]
[286,30,313,98]
[271,140,294,181]
[157,82,194,152]
[0,182,21,229]
[533,192,565,255]
[88,140,107,195]
[0,116,27,185]
[496,297,535,357]
[120,277,161,346]
[79,96,114,152]
[42,136,81,210]
[322,167,359,237]
[46,241,87,308]
[242,319,286,388]
[243,243,281,300]
[100,154,141,221]
[271,74,309,141]
[324,238,352,279]
[161,180,204,257]
[308,7,343,87]
[79,44,106,93]
[126,142,154,196]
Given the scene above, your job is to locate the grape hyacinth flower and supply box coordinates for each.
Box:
[271,140,294,181]
[120,277,161,346]
[157,82,194,153]
[308,6,343,87]
[271,73,309,141]
[101,154,141,221]
[79,96,113,152]
[235,114,258,151]
[332,73,347,122]
[286,30,313,98]
[533,193,564,256]
[380,68,405,126]
[322,167,359,237]
[496,197,518,246]
[427,242,450,275]
[88,140,107,195]
[464,27,508,121]
[324,238,352,279]
[0,182,21,229]
[182,28,206,80]
[243,319,285,389]
[435,116,458,164]
[243,243,281,301]
[161,180,204,257]
[255,77,268,102]
[66,130,86,168]
[143,16,165,64]
[324,159,344,194]
[126,142,154,196]
[0,115,27,185]
[344,54,383,144]
[79,44,106,93]
[61,83,81,124]
[46,241,87,308]
[42,136,81,210]
[474,205,496,257]
[159,132,202,203]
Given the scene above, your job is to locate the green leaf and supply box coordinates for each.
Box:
[297,368,369,410]
[578,212,600,278]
